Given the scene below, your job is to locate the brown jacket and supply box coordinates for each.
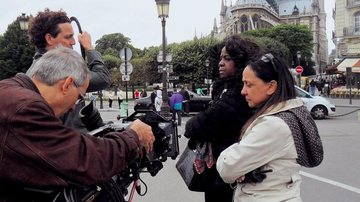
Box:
[0,73,140,187]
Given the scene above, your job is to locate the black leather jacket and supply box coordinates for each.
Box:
[184,76,253,158]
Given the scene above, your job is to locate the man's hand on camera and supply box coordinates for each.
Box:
[130,120,155,153]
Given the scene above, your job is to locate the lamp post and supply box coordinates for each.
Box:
[155,0,171,116]
[205,59,210,95]
[296,51,301,87]
[18,13,29,31]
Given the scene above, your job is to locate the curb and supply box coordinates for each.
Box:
[335,105,360,108]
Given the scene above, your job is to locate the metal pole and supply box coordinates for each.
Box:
[160,17,170,116]
[206,63,209,95]
[125,49,129,117]
[298,57,301,87]
[350,74,352,105]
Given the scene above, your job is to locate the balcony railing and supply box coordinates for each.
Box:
[343,26,360,37]
[347,0,360,8]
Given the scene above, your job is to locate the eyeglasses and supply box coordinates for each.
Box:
[75,93,85,105]
[72,81,85,105]
[261,53,277,72]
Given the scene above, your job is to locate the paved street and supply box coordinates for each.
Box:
[96,97,360,202]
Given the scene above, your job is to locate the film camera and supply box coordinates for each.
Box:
[81,103,180,201]
[6,102,180,202]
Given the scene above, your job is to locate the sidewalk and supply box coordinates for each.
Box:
[327,97,360,108]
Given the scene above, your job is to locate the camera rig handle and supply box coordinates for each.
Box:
[70,16,86,59]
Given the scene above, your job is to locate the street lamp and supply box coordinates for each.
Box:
[155,0,171,116]
[296,51,301,87]
[205,59,210,95]
[18,13,30,31]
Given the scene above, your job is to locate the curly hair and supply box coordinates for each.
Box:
[224,34,263,70]
[212,35,264,98]
[28,8,71,49]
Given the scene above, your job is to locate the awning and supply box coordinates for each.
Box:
[337,58,360,73]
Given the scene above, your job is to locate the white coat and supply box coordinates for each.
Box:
[154,90,163,112]
[217,98,305,202]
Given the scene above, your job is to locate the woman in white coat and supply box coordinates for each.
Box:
[216,53,323,202]
[154,89,163,113]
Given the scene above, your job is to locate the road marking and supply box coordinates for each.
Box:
[300,171,360,194]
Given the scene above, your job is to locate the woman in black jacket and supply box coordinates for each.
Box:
[184,35,263,202]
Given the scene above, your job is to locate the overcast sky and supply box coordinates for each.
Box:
[0,0,335,53]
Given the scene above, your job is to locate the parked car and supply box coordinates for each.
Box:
[134,90,211,113]
[295,86,336,119]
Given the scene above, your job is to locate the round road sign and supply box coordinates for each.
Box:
[120,62,133,75]
[295,66,303,74]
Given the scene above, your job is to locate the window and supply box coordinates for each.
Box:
[253,15,259,29]
[240,15,248,32]
[355,12,360,33]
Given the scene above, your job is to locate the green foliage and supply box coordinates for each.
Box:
[102,54,121,70]
[95,33,142,58]
[0,20,35,80]
[253,36,291,65]
[243,24,315,74]
[243,24,313,61]
[171,37,220,85]
[95,33,130,54]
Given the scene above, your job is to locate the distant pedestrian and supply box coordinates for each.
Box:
[117,91,123,109]
[108,92,113,108]
[151,86,159,105]
[196,88,205,95]
[154,89,163,113]
[179,86,190,116]
[309,79,316,95]
[170,88,184,126]
[135,89,140,99]
[141,89,147,97]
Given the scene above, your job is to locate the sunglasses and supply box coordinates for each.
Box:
[260,53,277,73]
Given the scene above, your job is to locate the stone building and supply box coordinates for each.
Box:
[214,0,328,74]
[334,0,360,58]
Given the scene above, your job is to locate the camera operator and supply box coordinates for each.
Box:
[0,47,154,201]
[27,8,111,133]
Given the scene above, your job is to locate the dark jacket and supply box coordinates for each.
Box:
[28,48,111,133]
[0,74,140,188]
[185,76,253,158]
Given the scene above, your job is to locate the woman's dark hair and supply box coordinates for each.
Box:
[212,35,264,97]
[28,8,71,49]
[240,53,296,137]
[224,35,263,70]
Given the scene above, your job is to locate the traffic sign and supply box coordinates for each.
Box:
[120,62,133,75]
[119,47,132,61]
[122,75,130,81]
[295,65,303,74]
[168,75,179,80]
[157,51,172,62]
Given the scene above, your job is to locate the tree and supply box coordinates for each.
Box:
[243,24,313,63]
[0,19,35,80]
[95,33,142,58]
[254,36,291,65]
[171,37,220,86]
[243,24,315,75]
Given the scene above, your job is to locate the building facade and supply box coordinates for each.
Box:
[215,0,328,73]
[334,0,360,58]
